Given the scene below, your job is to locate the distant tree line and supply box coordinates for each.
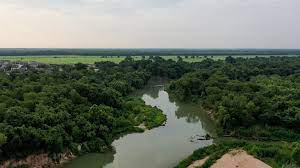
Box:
[1,48,300,56]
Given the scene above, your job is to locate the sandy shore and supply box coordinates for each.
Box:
[211,149,271,168]
[188,149,271,168]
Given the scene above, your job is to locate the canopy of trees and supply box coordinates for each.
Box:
[1,56,300,167]
[168,56,300,139]
[0,57,192,160]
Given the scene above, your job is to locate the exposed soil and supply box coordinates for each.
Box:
[187,150,271,168]
[203,108,215,120]
[136,123,148,131]
[211,149,271,168]
[187,156,209,168]
[1,152,75,168]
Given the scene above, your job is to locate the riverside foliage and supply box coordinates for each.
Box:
[168,56,300,167]
[1,56,300,167]
[168,56,300,138]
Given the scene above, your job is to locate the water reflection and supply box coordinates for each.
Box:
[64,151,115,168]
[175,102,216,135]
[64,80,214,168]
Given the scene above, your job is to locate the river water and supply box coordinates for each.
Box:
[64,78,214,168]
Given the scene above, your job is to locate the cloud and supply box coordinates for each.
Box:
[0,0,299,48]
[0,0,185,15]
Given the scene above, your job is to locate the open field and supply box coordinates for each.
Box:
[0,55,297,64]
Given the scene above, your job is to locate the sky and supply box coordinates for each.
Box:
[0,0,299,48]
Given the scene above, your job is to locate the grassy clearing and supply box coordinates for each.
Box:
[0,55,126,64]
[0,55,215,64]
[0,55,290,64]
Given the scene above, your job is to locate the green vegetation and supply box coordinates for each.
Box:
[169,56,300,167]
[0,62,155,158]
[0,133,7,146]
[0,57,193,164]
[0,56,130,64]
[175,140,300,168]
[123,98,166,129]
[1,48,300,56]
[1,54,300,167]
[168,57,300,137]
[0,55,280,64]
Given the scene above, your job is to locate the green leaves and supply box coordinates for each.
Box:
[168,56,300,139]
[0,60,158,157]
[0,133,7,146]
[292,142,300,165]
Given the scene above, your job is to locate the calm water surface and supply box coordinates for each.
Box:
[64,78,214,168]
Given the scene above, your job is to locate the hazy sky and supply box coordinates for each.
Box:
[0,0,299,48]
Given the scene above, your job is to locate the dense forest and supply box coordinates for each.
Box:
[168,56,300,167]
[0,57,192,163]
[1,56,300,167]
[168,56,300,138]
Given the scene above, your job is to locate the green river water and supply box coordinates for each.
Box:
[64,78,214,168]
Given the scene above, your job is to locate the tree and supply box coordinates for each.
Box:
[74,63,87,70]
[225,56,236,64]
[109,80,132,95]
[177,56,183,62]
[292,142,300,165]
[0,133,7,146]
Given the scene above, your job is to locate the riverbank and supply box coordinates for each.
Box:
[1,152,75,168]
[64,82,214,168]
[187,149,271,168]
[175,139,300,168]
[0,98,167,168]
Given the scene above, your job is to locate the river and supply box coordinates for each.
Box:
[64,78,214,168]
